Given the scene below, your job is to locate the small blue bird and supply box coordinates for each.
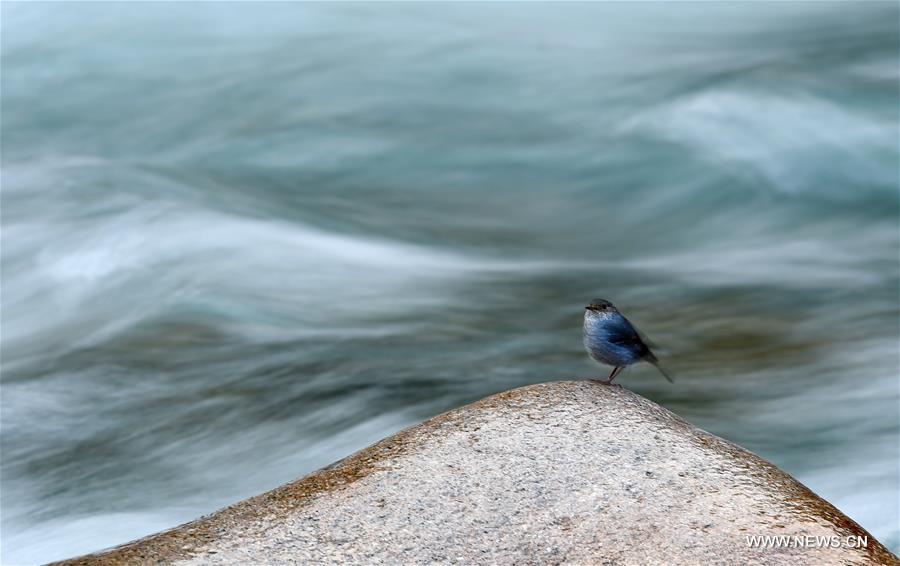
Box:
[583,298,673,385]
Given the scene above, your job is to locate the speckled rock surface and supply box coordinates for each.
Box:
[53,381,897,566]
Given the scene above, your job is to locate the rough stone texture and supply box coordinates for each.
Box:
[53,381,897,565]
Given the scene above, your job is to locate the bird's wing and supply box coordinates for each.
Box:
[605,317,648,351]
[617,315,664,351]
[606,317,674,383]
[634,327,657,348]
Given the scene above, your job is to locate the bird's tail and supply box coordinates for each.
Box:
[645,354,675,384]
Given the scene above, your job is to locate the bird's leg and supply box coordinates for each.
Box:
[591,366,623,386]
[601,366,623,385]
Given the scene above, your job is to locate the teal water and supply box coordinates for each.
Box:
[2,3,898,563]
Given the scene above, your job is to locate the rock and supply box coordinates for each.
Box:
[52,381,897,565]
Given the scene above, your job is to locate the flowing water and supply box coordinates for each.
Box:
[2,3,898,563]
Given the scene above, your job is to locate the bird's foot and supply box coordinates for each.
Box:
[588,378,622,387]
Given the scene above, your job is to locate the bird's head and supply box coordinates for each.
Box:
[585,298,617,315]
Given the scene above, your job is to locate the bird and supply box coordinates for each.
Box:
[583,298,673,385]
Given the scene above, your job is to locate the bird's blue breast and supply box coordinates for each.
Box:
[583,313,645,367]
